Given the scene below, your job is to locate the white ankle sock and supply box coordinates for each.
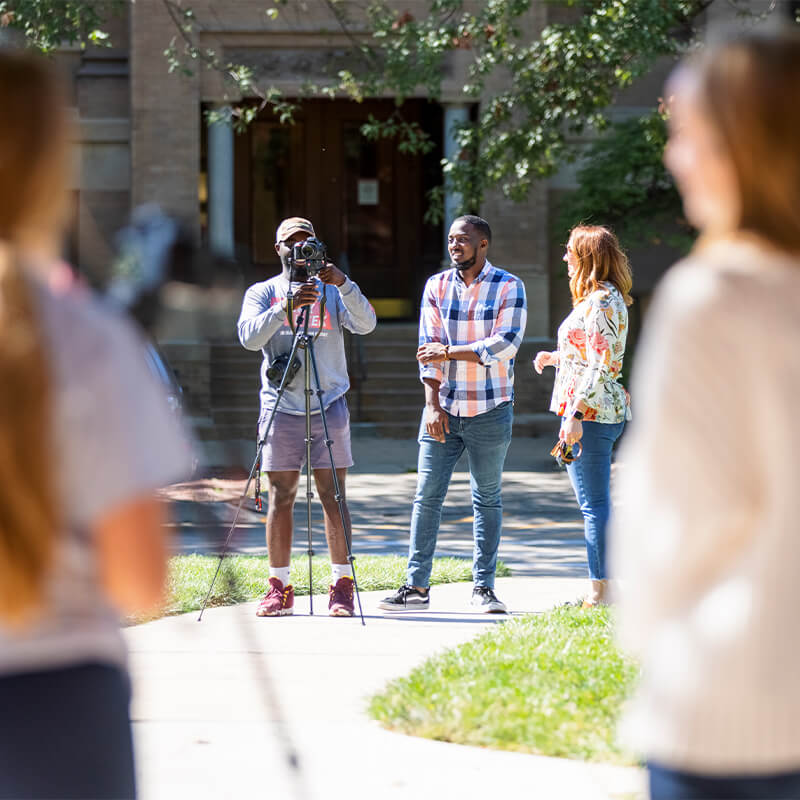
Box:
[331,563,353,583]
[270,566,291,587]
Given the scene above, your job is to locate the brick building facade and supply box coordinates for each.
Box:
[58,0,758,453]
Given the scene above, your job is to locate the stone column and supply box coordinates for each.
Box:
[207,108,235,258]
[442,103,470,261]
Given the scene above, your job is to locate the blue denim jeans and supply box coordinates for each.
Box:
[407,401,513,589]
[649,761,800,799]
[565,419,625,580]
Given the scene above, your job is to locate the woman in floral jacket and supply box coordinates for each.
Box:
[534,225,632,606]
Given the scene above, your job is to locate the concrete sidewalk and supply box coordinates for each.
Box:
[131,435,644,800]
[124,580,645,800]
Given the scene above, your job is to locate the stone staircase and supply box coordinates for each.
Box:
[350,323,425,437]
[162,324,560,462]
[350,323,560,439]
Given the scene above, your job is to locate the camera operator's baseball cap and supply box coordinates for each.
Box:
[275,217,315,243]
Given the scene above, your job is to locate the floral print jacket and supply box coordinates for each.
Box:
[550,282,631,423]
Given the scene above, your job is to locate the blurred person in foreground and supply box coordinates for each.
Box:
[610,28,800,800]
[533,225,632,608]
[0,52,191,799]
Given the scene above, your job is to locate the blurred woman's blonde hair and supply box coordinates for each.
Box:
[0,51,71,625]
[568,225,633,307]
[690,28,800,254]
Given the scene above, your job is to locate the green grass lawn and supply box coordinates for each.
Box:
[134,554,511,621]
[368,604,639,765]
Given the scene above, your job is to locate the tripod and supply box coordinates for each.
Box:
[198,292,365,625]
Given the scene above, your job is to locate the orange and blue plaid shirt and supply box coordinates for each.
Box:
[419,260,527,417]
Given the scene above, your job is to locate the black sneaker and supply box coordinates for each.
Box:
[470,585,507,614]
[378,584,430,611]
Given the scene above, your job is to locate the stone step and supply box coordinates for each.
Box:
[210,380,262,396]
[511,413,561,438]
[358,388,424,405]
[350,413,559,440]
[210,355,262,366]
[213,406,265,424]
[195,423,256,442]
[362,322,417,337]
[361,346,416,359]
[209,400,261,416]
[358,404,423,422]
[350,421,418,439]
[362,368,421,382]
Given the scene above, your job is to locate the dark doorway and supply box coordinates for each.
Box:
[233,99,443,317]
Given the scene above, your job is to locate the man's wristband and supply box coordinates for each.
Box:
[571,409,585,421]
[443,344,450,361]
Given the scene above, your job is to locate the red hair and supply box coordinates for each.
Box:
[568,225,633,307]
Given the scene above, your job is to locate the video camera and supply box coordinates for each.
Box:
[290,237,327,277]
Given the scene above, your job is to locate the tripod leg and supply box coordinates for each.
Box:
[303,336,315,616]
[254,429,263,512]
[305,340,366,626]
[197,436,264,622]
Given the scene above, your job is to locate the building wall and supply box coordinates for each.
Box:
[130,0,200,233]
[124,0,556,339]
[76,0,767,333]
[66,9,131,285]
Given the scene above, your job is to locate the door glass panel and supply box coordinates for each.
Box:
[252,122,294,264]
[343,123,393,293]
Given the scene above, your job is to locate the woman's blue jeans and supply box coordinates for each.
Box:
[649,761,800,799]
[407,401,513,589]
[565,419,625,580]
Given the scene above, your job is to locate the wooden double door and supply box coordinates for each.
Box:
[234,99,443,315]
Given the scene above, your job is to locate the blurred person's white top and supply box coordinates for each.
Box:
[0,279,193,675]
[611,235,800,773]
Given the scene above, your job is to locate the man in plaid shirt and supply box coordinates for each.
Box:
[380,215,527,613]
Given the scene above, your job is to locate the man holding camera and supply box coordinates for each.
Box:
[238,217,376,617]
[380,215,527,614]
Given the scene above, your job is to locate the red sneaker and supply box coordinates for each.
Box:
[328,576,355,617]
[256,577,294,617]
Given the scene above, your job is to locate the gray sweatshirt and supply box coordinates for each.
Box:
[237,274,376,419]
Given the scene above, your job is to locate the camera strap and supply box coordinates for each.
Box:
[286,292,294,332]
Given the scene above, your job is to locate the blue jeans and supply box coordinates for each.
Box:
[565,419,625,580]
[407,401,513,589]
[649,761,800,799]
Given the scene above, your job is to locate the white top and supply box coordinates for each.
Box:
[610,236,800,774]
[0,281,193,676]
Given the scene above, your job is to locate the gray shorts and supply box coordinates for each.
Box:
[259,395,353,472]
